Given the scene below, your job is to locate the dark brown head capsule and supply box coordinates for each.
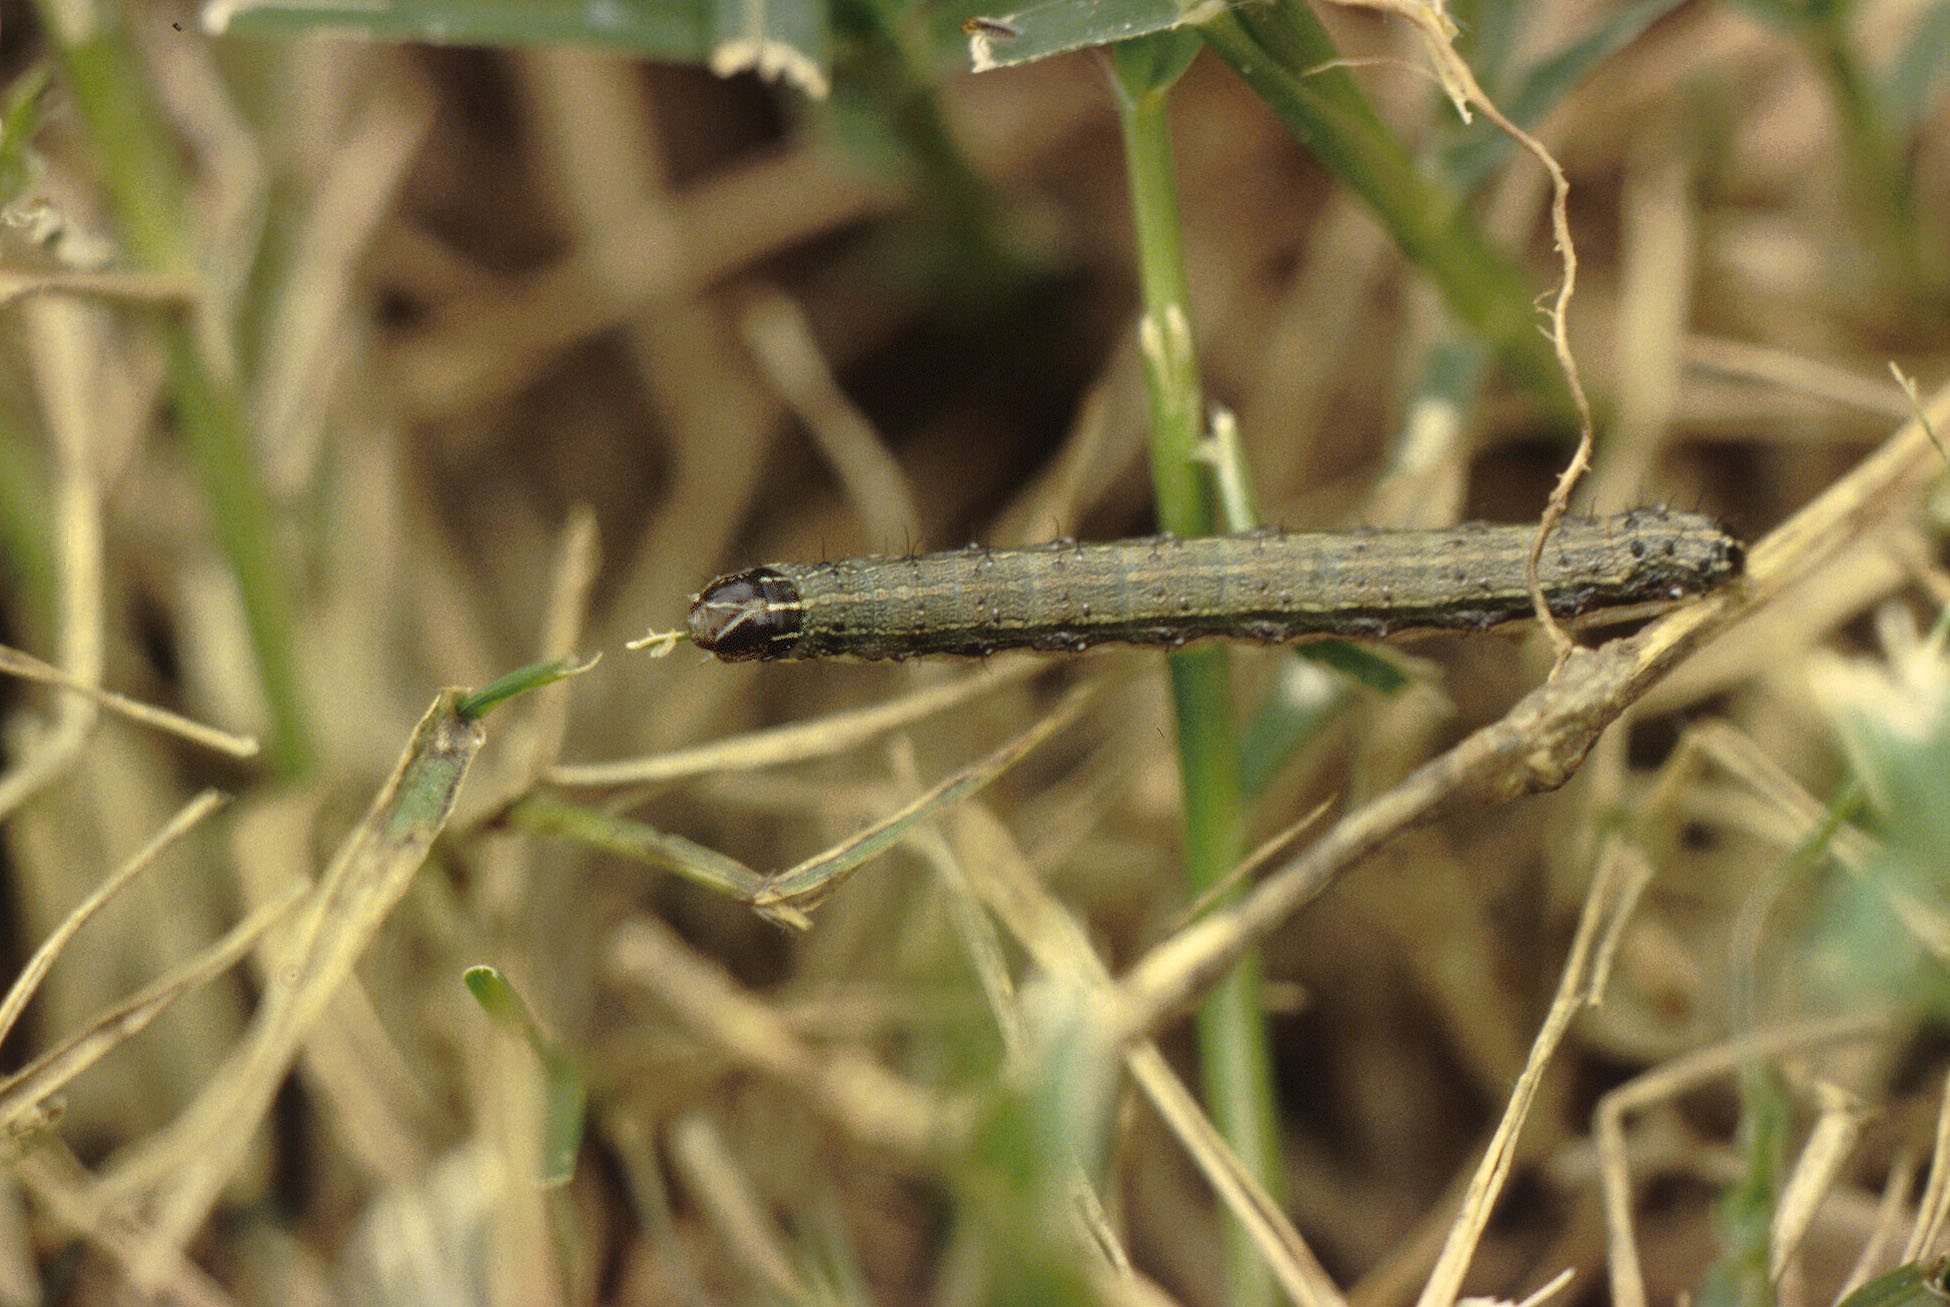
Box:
[688,568,804,661]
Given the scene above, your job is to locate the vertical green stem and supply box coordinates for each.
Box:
[1114,42,1282,1307]
[38,2,314,777]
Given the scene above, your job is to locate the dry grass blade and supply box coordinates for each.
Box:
[16,6,1950,1298]
[905,813,1149,1286]
[1168,795,1337,933]
[737,285,923,547]
[1655,723,1923,954]
[1415,836,1656,1307]
[386,144,898,422]
[547,657,1043,787]
[0,299,108,822]
[0,269,197,307]
[0,882,305,1144]
[607,916,966,1159]
[1840,1151,1921,1297]
[1126,1043,1349,1307]
[1110,381,1950,1044]
[665,1111,814,1302]
[1772,1084,1870,1280]
[1595,1016,1894,1307]
[751,679,1096,917]
[106,690,486,1288]
[460,509,603,832]
[255,76,432,481]
[0,645,258,757]
[526,507,601,756]
[1686,338,1918,419]
[14,1144,235,1307]
[943,807,1346,1307]
[1901,1069,1950,1264]
[0,789,228,1051]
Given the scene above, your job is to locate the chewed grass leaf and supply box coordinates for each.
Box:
[456,655,597,721]
[964,0,1225,70]
[108,691,486,1265]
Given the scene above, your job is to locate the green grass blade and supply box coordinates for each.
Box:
[38,1,314,775]
[209,0,714,58]
[0,63,53,203]
[1881,1,1950,136]
[464,966,587,1186]
[1837,1261,1950,1307]
[1442,0,1693,189]
[962,0,1199,70]
[209,0,832,94]
[1194,0,1574,418]
[512,794,772,906]
[456,656,597,721]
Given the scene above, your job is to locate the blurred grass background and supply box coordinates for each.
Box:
[1,0,1949,1303]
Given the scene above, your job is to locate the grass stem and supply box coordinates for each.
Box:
[1114,38,1283,1307]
